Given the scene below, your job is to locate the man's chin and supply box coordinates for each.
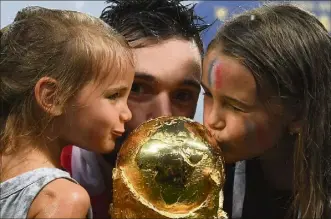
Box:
[103,131,129,166]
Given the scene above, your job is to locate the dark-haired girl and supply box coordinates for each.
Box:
[203,4,331,219]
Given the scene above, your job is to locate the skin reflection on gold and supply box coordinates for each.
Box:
[111,116,228,219]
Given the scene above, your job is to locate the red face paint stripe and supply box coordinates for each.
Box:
[207,59,223,90]
[214,62,223,90]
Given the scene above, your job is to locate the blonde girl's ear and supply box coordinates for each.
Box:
[34,76,63,116]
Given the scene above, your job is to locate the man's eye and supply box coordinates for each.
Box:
[108,92,120,100]
[130,82,154,97]
[201,86,212,98]
[173,91,192,101]
[202,91,212,97]
[131,83,144,94]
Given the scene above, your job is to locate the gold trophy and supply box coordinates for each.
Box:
[110,116,228,219]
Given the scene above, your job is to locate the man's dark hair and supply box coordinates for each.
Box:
[100,0,210,53]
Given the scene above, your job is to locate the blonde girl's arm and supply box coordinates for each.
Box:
[28,178,91,218]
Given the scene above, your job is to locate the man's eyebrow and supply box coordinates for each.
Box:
[180,79,201,90]
[191,60,202,72]
[134,72,156,82]
[187,59,202,79]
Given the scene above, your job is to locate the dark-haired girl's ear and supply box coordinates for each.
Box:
[34,77,63,116]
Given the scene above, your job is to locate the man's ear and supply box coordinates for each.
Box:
[34,77,63,116]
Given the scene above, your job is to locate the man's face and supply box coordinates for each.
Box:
[127,38,202,133]
[105,38,201,164]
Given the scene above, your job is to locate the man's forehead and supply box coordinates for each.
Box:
[134,71,200,89]
[133,41,201,72]
[133,38,201,63]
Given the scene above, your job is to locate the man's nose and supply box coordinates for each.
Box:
[154,92,173,117]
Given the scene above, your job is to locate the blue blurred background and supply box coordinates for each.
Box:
[1,1,330,122]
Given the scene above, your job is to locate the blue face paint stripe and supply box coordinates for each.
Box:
[244,119,256,142]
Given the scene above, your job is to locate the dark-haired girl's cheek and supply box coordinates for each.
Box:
[243,118,272,152]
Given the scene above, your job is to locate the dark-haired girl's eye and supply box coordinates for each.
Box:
[228,104,245,112]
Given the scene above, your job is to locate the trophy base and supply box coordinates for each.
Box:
[110,168,228,219]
